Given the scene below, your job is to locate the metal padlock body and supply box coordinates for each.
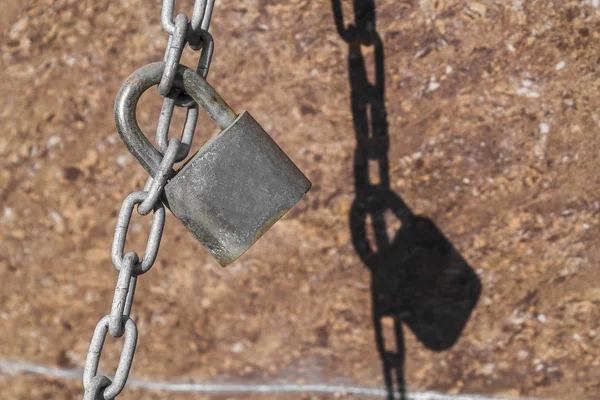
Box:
[115,62,311,266]
[164,111,310,266]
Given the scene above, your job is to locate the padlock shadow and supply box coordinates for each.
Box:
[350,189,482,399]
[332,1,482,399]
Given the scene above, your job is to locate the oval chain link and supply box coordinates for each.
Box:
[158,1,216,149]
[109,252,138,338]
[138,137,181,214]
[158,13,188,96]
[156,99,198,161]
[111,191,166,274]
[83,316,138,399]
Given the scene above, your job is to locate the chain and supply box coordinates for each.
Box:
[332,0,389,198]
[82,1,215,399]
[334,3,409,398]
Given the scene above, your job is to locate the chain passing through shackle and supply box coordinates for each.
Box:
[81,1,217,399]
[115,62,235,177]
[158,0,216,162]
[115,62,311,266]
[81,0,311,397]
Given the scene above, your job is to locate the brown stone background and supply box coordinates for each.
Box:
[1,0,600,399]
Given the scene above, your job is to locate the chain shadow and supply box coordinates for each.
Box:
[332,1,482,399]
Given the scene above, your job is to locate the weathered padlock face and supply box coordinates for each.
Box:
[164,111,311,267]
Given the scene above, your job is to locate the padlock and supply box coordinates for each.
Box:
[114,62,311,266]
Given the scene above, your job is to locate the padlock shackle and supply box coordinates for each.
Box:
[114,62,237,178]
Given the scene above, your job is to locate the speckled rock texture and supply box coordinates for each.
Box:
[1,0,599,399]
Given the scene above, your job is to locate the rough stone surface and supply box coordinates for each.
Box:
[1,1,599,399]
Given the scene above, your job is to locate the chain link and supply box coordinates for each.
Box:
[175,28,215,109]
[111,191,166,273]
[82,1,216,398]
[83,316,138,399]
[159,13,189,96]
[109,252,138,338]
[138,138,181,214]
[157,99,198,161]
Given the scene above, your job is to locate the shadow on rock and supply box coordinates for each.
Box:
[332,1,482,398]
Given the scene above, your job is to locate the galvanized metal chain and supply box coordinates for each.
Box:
[82,1,215,399]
